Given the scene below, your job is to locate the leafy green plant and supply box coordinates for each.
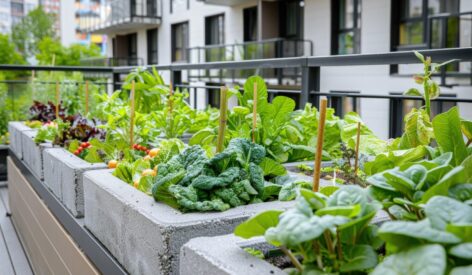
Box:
[235,186,383,274]
[371,196,472,274]
[367,152,472,220]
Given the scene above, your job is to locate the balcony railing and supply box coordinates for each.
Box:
[79,0,162,33]
[80,57,144,67]
[186,38,314,82]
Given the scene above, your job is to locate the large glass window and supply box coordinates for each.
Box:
[332,0,361,55]
[172,22,189,62]
[394,0,459,48]
[243,7,257,42]
[205,14,224,45]
[147,28,158,65]
[127,33,138,65]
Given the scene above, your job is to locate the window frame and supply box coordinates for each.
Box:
[331,0,362,55]
[147,28,158,65]
[171,21,189,63]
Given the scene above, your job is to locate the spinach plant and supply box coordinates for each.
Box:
[235,186,383,274]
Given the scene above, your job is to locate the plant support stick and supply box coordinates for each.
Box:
[55,80,60,119]
[85,80,89,115]
[216,86,228,153]
[313,97,328,192]
[252,82,257,143]
[130,80,136,148]
[354,122,361,176]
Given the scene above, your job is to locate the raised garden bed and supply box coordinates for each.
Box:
[20,129,52,180]
[8,121,33,160]
[83,169,330,275]
[43,148,107,217]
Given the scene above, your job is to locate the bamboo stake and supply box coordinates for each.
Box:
[313,97,328,192]
[55,81,60,119]
[130,80,136,148]
[252,82,257,143]
[168,82,174,114]
[85,80,89,115]
[354,122,361,176]
[216,86,228,153]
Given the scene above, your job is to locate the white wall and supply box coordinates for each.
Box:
[60,0,75,46]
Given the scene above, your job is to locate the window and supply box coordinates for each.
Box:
[392,0,459,49]
[243,7,257,42]
[171,22,189,62]
[389,92,456,138]
[147,28,158,65]
[205,14,224,45]
[332,0,361,54]
[329,91,360,117]
[206,83,221,108]
[146,0,157,16]
[127,33,138,65]
[279,0,303,39]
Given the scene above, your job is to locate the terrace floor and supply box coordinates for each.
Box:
[0,183,33,275]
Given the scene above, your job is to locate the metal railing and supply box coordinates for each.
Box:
[78,0,162,33]
[80,57,144,67]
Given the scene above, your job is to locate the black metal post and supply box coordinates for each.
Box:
[113,72,121,91]
[300,66,320,108]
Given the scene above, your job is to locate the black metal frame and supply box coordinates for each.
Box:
[171,21,190,62]
[331,0,362,55]
[0,146,7,182]
[9,152,127,275]
[147,28,159,65]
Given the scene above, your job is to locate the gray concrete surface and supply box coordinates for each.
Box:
[83,170,298,275]
[8,122,32,160]
[20,130,51,180]
[43,148,107,217]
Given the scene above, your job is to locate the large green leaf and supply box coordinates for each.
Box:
[422,166,465,203]
[451,265,472,275]
[234,210,283,239]
[378,220,461,248]
[449,243,472,259]
[449,183,472,202]
[399,109,433,149]
[340,245,378,272]
[364,146,426,175]
[446,223,472,242]
[371,244,446,275]
[425,196,472,230]
[259,157,286,176]
[432,106,468,166]
[461,119,472,142]
[264,198,348,247]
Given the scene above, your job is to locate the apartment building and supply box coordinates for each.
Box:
[0,0,38,33]
[82,0,472,139]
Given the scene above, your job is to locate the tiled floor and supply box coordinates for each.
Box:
[0,183,33,275]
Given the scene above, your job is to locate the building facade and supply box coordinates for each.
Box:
[0,0,38,33]
[82,0,472,139]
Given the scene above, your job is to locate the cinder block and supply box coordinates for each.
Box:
[43,148,107,217]
[181,235,285,275]
[21,130,51,180]
[84,170,303,275]
[180,212,391,275]
[8,122,32,160]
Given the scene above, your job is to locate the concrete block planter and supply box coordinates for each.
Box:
[20,129,52,180]
[43,148,107,217]
[8,121,32,159]
[180,212,391,275]
[83,170,324,275]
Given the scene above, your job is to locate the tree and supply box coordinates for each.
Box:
[36,37,102,66]
[11,6,55,58]
[0,34,26,65]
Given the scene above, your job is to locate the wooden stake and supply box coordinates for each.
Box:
[129,80,136,148]
[85,80,89,115]
[313,97,328,192]
[252,82,257,143]
[216,87,228,153]
[354,122,361,176]
[55,81,60,119]
[168,82,174,114]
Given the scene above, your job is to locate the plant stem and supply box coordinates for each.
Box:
[324,230,338,270]
[280,246,303,273]
[423,64,431,117]
[336,228,344,261]
[312,240,324,270]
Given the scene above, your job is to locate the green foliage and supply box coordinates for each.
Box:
[11,6,55,58]
[0,34,26,66]
[36,37,102,66]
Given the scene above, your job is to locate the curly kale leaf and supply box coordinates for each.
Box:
[249,162,265,195]
[169,185,230,212]
[152,169,186,209]
[214,179,259,207]
[191,167,241,190]
[226,138,266,166]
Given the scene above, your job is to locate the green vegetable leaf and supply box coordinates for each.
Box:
[234,210,283,239]
[449,243,472,260]
[425,196,472,230]
[340,245,378,272]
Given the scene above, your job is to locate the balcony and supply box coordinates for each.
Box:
[79,0,161,34]
[80,57,144,66]
[196,0,251,6]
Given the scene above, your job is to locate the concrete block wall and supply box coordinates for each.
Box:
[83,169,298,275]
[43,148,108,217]
[20,130,52,180]
[8,122,33,160]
